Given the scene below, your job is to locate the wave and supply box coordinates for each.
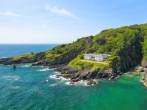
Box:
[49,83,57,87]
[61,77,70,81]
[54,71,61,74]
[49,74,96,86]
[21,64,31,68]
[32,65,44,68]
[49,74,70,81]
[1,75,20,81]
[37,68,50,72]
[47,68,55,71]
[49,75,61,80]
[50,74,97,86]
[65,82,73,86]
[65,80,87,86]
[65,80,97,86]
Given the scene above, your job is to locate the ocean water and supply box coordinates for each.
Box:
[0,44,58,58]
[0,45,147,110]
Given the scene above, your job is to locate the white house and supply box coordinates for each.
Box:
[84,53,110,62]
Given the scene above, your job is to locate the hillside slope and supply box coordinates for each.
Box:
[1,23,147,79]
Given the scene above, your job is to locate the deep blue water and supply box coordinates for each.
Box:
[0,44,58,58]
[0,45,147,110]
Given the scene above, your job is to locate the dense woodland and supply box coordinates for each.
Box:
[44,23,147,72]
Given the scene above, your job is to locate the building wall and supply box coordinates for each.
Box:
[84,54,91,60]
[95,56,104,61]
[84,54,106,62]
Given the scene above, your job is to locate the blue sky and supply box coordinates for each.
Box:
[0,0,147,44]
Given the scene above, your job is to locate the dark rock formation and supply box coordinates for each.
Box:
[87,79,96,85]
[141,73,147,86]
[49,64,116,85]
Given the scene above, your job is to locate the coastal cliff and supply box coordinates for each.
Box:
[1,23,147,84]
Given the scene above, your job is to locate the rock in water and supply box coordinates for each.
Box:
[13,64,16,70]
[87,79,96,85]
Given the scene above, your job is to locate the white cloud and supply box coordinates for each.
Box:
[45,4,80,20]
[2,11,21,17]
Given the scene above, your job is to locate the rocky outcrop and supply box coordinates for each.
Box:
[0,58,12,65]
[1,57,36,65]
[141,73,147,86]
[135,66,144,72]
[87,79,96,85]
[135,66,147,73]
[137,65,147,86]
[0,52,45,65]
[49,65,117,85]
[143,68,147,73]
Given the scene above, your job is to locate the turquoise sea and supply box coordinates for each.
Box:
[0,44,147,110]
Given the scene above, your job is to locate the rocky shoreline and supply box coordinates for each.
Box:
[49,65,147,86]
[0,57,118,86]
[1,60,147,86]
[0,54,120,86]
[141,73,147,87]
[48,65,97,85]
[135,66,147,87]
[47,64,118,86]
[1,57,147,86]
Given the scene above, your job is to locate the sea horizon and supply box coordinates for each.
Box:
[0,44,59,58]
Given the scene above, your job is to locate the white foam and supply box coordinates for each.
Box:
[49,84,57,87]
[65,80,97,86]
[93,79,98,82]
[50,74,97,86]
[54,71,61,74]
[60,77,70,81]
[75,80,88,86]
[48,68,55,71]
[65,82,73,86]
[49,74,70,81]
[49,75,61,80]
[33,65,44,68]
[1,76,20,81]
[37,68,50,72]
[21,64,31,68]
